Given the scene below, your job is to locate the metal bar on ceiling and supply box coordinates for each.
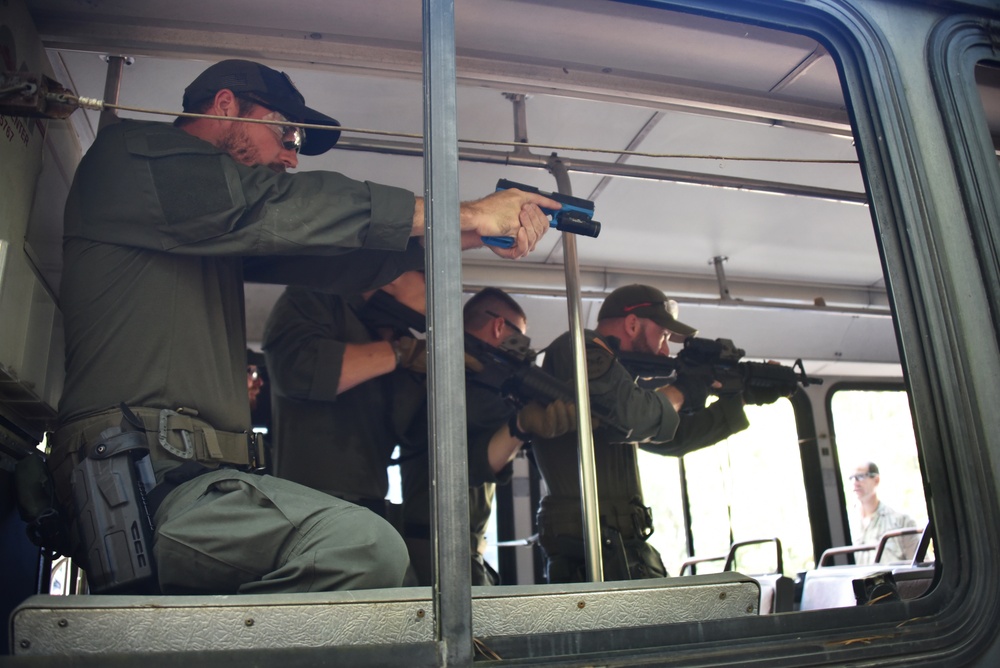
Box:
[332,136,869,205]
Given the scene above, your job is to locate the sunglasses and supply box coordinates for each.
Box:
[260,110,306,153]
[485,310,525,335]
[848,472,876,482]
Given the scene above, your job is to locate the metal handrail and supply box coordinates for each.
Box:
[724,537,785,575]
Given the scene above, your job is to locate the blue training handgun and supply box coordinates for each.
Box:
[482,179,603,248]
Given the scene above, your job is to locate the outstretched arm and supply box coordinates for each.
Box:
[412,188,560,259]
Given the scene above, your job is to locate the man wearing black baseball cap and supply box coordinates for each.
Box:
[180,59,342,156]
[50,58,559,597]
[596,284,698,347]
[531,284,752,583]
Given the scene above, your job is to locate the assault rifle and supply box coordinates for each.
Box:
[465,331,631,438]
[359,289,631,437]
[617,336,822,397]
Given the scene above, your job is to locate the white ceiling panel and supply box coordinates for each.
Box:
[23,0,986,378]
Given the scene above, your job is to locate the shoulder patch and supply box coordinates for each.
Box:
[585,338,615,378]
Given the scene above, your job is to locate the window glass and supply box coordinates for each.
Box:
[635,450,686,574]
[639,398,814,576]
[974,63,1000,156]
[831,389,928,561]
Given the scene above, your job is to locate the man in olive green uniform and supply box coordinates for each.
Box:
[49,59,555,595]
[262,271,427,516]
[401,288,574,585]
[532,284,751,583]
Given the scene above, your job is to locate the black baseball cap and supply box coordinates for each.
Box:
[598,284,697,342]
[183,59,341,156]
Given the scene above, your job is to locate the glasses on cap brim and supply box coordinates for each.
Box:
[261,110,306,153]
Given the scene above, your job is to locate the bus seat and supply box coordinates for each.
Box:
[723,538,795,614]
[679,539,793,613]
[800,523,934,611]
[679,554,727,576]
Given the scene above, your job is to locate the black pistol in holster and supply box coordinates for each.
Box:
[69,404,158,593]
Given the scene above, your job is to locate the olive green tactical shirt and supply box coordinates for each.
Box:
[532,330,748,533]
[58,120,418,439]
[262,288,425,500]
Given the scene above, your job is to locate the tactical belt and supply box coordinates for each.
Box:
[537,495,654,542]
[54,405,264,472]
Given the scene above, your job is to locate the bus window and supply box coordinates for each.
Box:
[830,388,928,556]
[974,63,999,156]
[634,449,685,573]
[638,397,814,576]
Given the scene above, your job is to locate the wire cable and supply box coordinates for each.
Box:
[59,94,860,165]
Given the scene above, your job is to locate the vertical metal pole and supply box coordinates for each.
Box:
[98,55,126,131]
[548,159,604,583]
[423,1,473,666]
[679,458,695,568]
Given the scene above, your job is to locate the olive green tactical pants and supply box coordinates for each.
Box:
[404,536,499,586]
[153,469,410,594]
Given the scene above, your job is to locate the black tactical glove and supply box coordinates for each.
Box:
[516,399,577,439]
[394,337,427,373]
[743,384,792,405]
[670,371,711,414]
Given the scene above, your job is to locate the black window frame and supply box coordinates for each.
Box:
[469,1,1000,664]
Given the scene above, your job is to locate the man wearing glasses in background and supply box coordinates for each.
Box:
[49,59,557,596]
[849,462,919,564]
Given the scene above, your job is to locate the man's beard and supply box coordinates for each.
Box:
[218,121,262,167]
[218,121,287,172]
[631,320,661,355]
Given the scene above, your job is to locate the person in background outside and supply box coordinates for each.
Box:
[850,461,919,564]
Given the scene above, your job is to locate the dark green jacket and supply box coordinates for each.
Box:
[58,119,418,438]
[262,288,425,500]
[532,330,748,537]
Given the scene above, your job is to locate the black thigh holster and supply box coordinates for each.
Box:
[70,425,157,594]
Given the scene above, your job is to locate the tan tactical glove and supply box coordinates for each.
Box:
[517,399,577,440]
[464,353,485,374]
[394,337,427,373]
